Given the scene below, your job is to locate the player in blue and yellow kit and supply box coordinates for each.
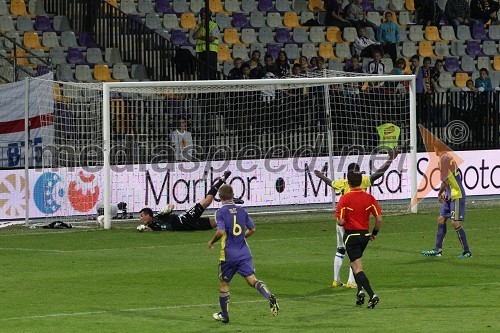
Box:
[422,140,472,258]
[208,184,279,324]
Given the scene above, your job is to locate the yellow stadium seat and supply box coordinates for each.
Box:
[94,64,120,82]
[11,49,31,67]
[326,27,343,42]
[223,28,243,45]
[284,12,301,28]
[217,44,232,62]
[318,42,335,60]
[425,26,442,41]
[308,0,325,12]
[10,0,34,18]
[180,13,196,29]
[454,72,469,88]
[494,56,500,71]
[418,41,436,58]
[210,0,230,14]
[405,0,415,11]
[54,83,71,102]
[23,32,49,51]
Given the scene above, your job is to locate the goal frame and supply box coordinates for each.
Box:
[100,75,417,229]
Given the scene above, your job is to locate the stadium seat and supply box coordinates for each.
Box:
[434,42,450,57]
[477,56,491,71]
[266,43,281,59]
[381,57,393,73]
[190,0,204,12]
[318,42,334,59]
[398,11,411,26]
[210,0,229,14]
[0,0,7,15]
[460,55,475,72]
[61,31,79,48]
[402,41,418,57]
[472,24,487,40]
[482,40,497,56]
[457,25,471,41]
[42,32,60,48]
[34,15,54,32]
[233,44,249,60]
[112,64,131,81]
[155,0,173,14]
[224,0,241,12]
[267,12,283,28]
[104,48,122,64]
[409,25,424,41]
[365,26,376,41]
[258,0,274,12]
[437,71,453,89]
[120,0,138,14]
[145,13,161,30]
[86,48,105,65]
[30,49,46,66]
[405,0,415,10]
[217,44,232,62]
[284,43,300,60]
[79,31,99,48]
[494,56,500,71]
[308,0,325,12]
[170,30,191,46]
[343,27,358,42]
[450,41,466,56]
[301,43,317,59]
[131,64,149,80]
[241,28,257,44]
[335,43,351,59]
[440,26,456,41]
[293,0,309,12]
[10,0,33,18]
[300,10,315,25]
[488,25,500,40]
[3,31,20,49]
[53,16,71,33]
[374,0,387,11]
[0,15,15,33]
[250,11,265,28]
[16,15,34,32]
[258,26,275,43]
[49,47,67,65]
[172,0,189,13]
[425,26,441,41]
[137,0,155,14]
[390,0,405,11]
[366,12,381,26]
[444,57,459,72]
[326,27,343,42]
[223,28,244,45]
[163,13,180,29]
[418,42,436,58]
[75,64,95,82]
[309,26,325,43]
[466,40,482,57]
[328,59,343,71]
[215,13,232,29]
[454,72,468,88]
[276,0,292,12]
[292,27,309,43]
[232,12,249,28]
[56,63,75,81]
[284,11,301,28]
[95,64,120,82]
[180,13,196,29]
[222,61,232,76]
[276,28,292,43]
[242,0,257,14]
[67,47,86,65]
[23,32,46,50]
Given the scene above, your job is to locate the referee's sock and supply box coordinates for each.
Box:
[355,271,375,298]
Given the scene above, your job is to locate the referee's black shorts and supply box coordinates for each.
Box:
[343,230,370,262]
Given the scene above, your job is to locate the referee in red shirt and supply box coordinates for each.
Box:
[336,171,383,309]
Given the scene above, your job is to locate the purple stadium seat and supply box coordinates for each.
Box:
[155,0,173,13]
[258,0,274,12]
[361,0,374,11]
[444,57,460,73]
[37,65,51,76]
[67,47,86,65]
[232,13,249,28]
[34,15,54,32]
[472,24,487,40]
[79,31,99,48]
[267,43,281,59]
[466,40,482,57]
[171,30,190,46]
[275,28,292,43]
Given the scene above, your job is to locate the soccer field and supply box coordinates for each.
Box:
[1,207,499,333]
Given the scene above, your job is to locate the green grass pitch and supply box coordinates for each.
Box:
[1,207,499,333]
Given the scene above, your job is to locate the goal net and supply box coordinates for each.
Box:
[30,70,416,228]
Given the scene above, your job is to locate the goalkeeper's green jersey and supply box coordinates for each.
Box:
[331,176,372,195]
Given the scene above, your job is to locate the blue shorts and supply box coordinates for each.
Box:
[440,197,466,221]
[219,258,255,283]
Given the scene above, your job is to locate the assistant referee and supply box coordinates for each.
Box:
[336,170,383,309]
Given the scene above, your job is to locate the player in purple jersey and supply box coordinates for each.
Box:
[422,140,472,258]
[208,184,279,323]
[138,171,231,232]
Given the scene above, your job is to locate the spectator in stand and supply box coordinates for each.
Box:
[170,116,194,161]
[377,12,399,65]
[228,57,243,79]
[275,51,291,77]
[430,59,443,92]
[445,0,480,32]
[249,50,263,70]
[475,68,493,143]
[344,55,364,73]
[262,53,278,77]
[309,56,319,71]
[241,62,251,79]
[324,0,352,29]
[410,54,420,75]
[354,26,384,58]
[299,56,310,72]
[417,57,433,124]
[192,8,220,80]
[470,0,499,25]
[475,68,494,92]
[391,58,407,75]
[366,50,385,74]
[414,0,444,26]
[344,0,379,31]
[313,57,327,129]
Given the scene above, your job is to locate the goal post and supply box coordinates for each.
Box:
[30,70,416,229]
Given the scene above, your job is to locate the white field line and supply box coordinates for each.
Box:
[2,282,500,322]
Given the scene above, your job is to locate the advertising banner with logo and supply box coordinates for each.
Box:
[0,150,498,221]
[0,73,54,168]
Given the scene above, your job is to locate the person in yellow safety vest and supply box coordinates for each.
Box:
[377,122,400,149]
[192,8,220,80]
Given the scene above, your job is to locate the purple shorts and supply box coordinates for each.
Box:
[219,258,255,283]
[440,197,466,221]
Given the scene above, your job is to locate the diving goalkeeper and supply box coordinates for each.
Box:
[138,171,231,232]
[314,148,397,288]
